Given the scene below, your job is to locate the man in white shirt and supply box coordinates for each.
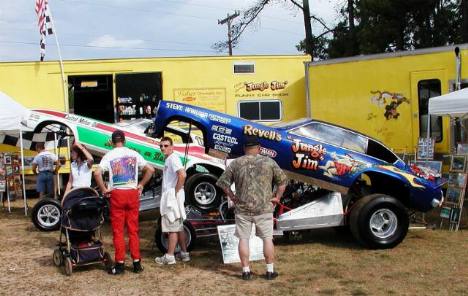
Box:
[32,142,60,198]
[155,136,190,265]
[94,130,154,275]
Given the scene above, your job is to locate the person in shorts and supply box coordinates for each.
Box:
[216,135,287,280]
[32,142,60,198]
[155,136,190,265]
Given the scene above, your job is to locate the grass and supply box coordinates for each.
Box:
[1,199,467,295]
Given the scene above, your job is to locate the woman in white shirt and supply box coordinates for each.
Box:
[65,143,94,195]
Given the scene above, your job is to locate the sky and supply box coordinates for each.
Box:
[0,0,342,62]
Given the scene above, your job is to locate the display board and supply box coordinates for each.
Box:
[217,224,264,264]
[417,137,435,160]
[0,152,23,206]
[440,155,467,231]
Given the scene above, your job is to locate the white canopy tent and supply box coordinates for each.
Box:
[428,87,468,152]
[0,91,30,215]
[429,88,468,118]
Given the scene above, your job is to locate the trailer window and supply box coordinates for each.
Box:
[238,100,282,121]
[233,62,255,74]
[418,79,442,142]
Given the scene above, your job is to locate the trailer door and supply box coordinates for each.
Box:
[410,70,449,154]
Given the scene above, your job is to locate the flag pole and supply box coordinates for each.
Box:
[45,2,68,113]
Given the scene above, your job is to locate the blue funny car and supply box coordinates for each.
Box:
[153,100,444,249]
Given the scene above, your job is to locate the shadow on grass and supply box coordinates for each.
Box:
[276,228,363,250]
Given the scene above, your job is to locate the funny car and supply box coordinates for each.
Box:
[24,110,226,231]
[153,100,445,249]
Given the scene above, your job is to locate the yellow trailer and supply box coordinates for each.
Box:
[0,54,309,124]
[305,44,468,155]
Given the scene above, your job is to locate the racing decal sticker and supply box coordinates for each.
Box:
[65,114,96,127]
[378,165,425,189]
[110,156,137,186]
[211,125,232,135]
[291,139,326,170]
[243,125,281,141]
[213,133,238,145]
[319,152,369,178]
[259,147,277,158]
[166,102,232,124]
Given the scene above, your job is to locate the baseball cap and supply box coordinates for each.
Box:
[111,130,125,144]
[244,135,259,147]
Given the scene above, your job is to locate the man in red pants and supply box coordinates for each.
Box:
[94,130,154,275]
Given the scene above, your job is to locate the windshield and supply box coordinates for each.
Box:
[272,118,310,129]
[289,122,368,153]
[116,119,153,134]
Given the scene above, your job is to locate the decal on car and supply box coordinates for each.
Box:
[243,125,281,141]
[319,152,369,178]
[291,139,326,171]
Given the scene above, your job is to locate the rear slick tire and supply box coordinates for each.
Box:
[349,194,409,249]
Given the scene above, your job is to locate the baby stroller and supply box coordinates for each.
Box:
[52,187,112,276]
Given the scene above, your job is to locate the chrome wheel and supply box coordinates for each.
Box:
[193,182,217,206]
[369,208,398,239]
[37,204,61,228]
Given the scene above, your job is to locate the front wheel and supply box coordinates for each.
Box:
[185,173,222,211]
[154,218,196,254]
[349,194,409,249]
[31,198,62,231]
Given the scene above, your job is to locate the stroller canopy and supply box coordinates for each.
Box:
[62,187,105,231]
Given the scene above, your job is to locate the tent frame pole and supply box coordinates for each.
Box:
[20,128,27,216]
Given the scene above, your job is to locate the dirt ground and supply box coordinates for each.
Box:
[1,199,467,296]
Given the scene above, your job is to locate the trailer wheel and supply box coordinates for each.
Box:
[154,218,196,254]
[186,173,222,211]
[349,194,409,249]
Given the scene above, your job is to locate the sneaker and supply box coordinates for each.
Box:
[108,262,125,275]
[155,254,176,265]
[133,260,144,273]
[180,252,191,262]
[242,271,253,280]
[265,271,278,280]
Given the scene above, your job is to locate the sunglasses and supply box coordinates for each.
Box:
[159,144,170,148]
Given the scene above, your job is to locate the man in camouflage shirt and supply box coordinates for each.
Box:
[217,135,287,281]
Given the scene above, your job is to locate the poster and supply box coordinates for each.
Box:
[173,88,226,113]
[217,224,264,264]
[417,137,435,160]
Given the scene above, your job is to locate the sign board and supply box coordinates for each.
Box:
[217,224,264,264]
[417,137,435,160]
[173,88,226,113]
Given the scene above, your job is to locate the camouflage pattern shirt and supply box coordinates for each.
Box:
[216,154,287,215]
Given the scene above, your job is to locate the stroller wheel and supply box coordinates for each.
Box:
[103,251,113,270]
[53,248,63,267]
[64,257,73,276]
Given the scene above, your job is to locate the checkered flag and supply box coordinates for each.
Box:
[0,132,67,151]
[35,0,54,61]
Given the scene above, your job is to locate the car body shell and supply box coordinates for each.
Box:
[24,110,226,212]
[153,100,444,212]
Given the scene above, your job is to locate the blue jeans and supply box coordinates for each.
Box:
[37,171,54,195]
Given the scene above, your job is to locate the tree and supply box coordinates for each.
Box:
[462,0,468,42]
[212,0,331,59]
[327,0,461,56]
